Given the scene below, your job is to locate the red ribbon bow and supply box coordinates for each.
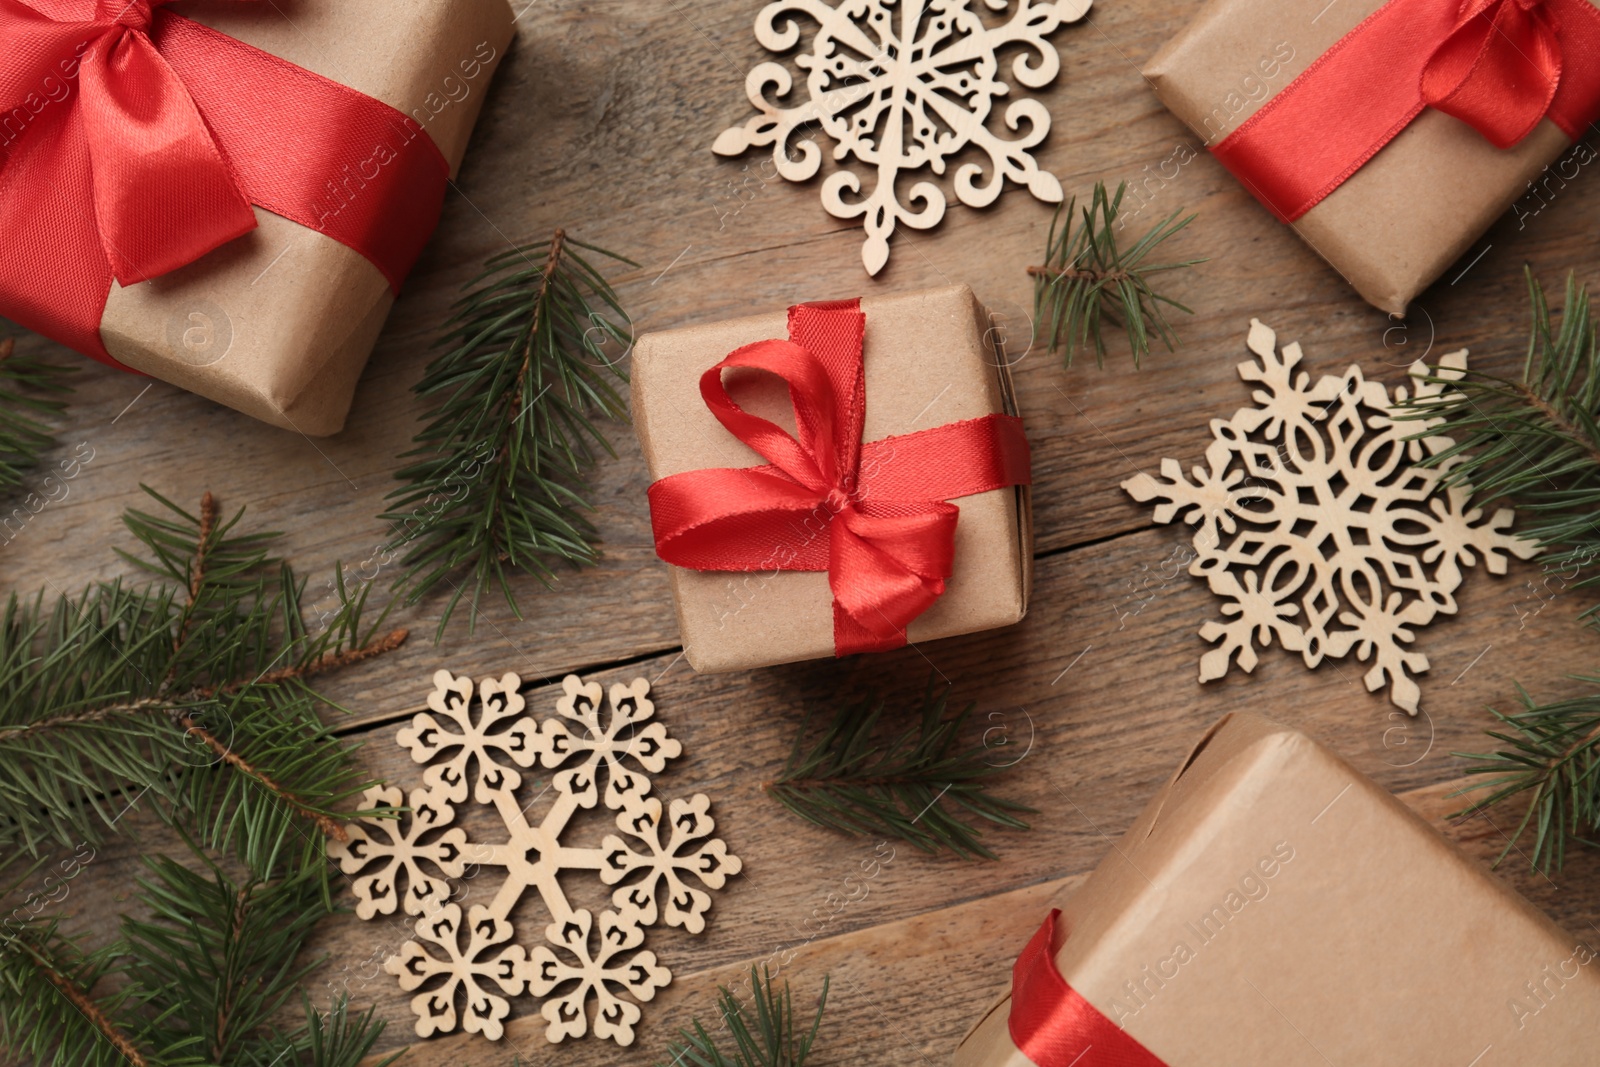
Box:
[1211,0,1600,222]
[0,0,449,366]
[1009,910,1167,1067]
[647,300,1032,657]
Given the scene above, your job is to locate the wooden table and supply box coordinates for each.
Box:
[8,1,1600,1063]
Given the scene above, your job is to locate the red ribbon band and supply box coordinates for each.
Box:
[1211,0,1600,222]
[0,0,450,367]
[647,299,1032,657]
[1009,910,1167,1067]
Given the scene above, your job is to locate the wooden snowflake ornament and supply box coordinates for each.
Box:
[714,0,1093,274]
[1122,320,1538,714]
[329,671,740,1047]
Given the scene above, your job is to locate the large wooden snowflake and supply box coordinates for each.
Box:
[1122,320,1537,714]
[329,672,741,1047]
[713,0,1093,274]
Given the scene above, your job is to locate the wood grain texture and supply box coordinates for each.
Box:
[5,0,1600,1063]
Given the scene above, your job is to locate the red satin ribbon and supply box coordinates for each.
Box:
[647,299,1032,657]
[1212,0,1600,222]
[1009,910,1167,1067]
[0,0,449,367]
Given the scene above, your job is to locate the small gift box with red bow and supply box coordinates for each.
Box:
[0,0,513,434]
[954,712,1600,1067]
[633,285,1034,674]
[1144,0,1600,314]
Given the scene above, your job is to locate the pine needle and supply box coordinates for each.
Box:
[1028,181,1203,367]
[655,965,828,1067]
[0,336,75,494]
[0,490,406,1066]
[764,680,1034,860]
[1395,267,1600,579]
[1452,679,1600,874]
[1392,269,1600,872]
[383,229,636,639]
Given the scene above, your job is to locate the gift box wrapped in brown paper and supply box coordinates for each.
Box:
[954,712,1600,1066]
[1143,0,1600,315]
[632,285,1033,674]
[90,0,514,435]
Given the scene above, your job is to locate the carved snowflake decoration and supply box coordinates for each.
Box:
[713,0,1093,274]
[329,672,741,1047]
[1122,320,1538,714]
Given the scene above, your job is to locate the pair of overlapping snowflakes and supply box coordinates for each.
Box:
[328,672,740,1047]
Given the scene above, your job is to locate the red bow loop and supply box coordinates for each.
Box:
[73,0,258,283]
[647,299,1032,658]
[1421,0,1562,148]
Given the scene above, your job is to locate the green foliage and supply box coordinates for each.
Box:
[1454,679,1600,874]
[1395,269,1600,872]
[1397,268,1600,579]
[655,965,828,1067]
[383,230,635,638]
[0,489,407,1066]
[0,336,74,494]
[765,680,1033,860]
[1029,181,1203,367]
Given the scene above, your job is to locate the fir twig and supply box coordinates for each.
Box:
[654,966,828,1067]
[1028,181,1203,367]
[0,492,406,1066]
[764,680,1033,860]
[1452,678,1600,874]
[1392,269,1600,872]
[0,336,75,494]
[1395,267,1600,580]
[383,229,636,639]
[0,487,406,868]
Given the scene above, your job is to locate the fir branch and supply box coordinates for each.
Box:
[1028,182,1203,367]
[654,966,828,1067]
[383,229,636,638]
[0,487,405,868]
[0,490,407,1067]
[764,680,1033,860]
[1391,270,1600,872]
[1395,268,1600,578]
[0,919,203,1067]
[1453,678,1600,874]
[0,336,75,494]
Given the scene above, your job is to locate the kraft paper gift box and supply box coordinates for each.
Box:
[1143,0,1600,315]
[1,0,514,435]
[954,712,1600,1066]
[631,284,1034,674]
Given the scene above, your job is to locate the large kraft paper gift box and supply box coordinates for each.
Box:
[1143,0,1600,315]
[632,285,1034,674]
[955,712,1600,1066]
[0,0,515,435]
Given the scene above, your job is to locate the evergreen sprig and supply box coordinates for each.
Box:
[1028,181,1203,367]
[0,336,74,493]
[764,681,1033,860]
[1454,679,1600,874]
[655,966,828,1067]
[1396,268,1600,576]
[383,229,635,638]
[0,487,405,867]
[1393,269,1600,872]
[0,489,407,1066]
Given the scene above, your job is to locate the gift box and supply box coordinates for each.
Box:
[1143,0,1600,315]
[0,0,514,435]
[632,285,1034,674]
[954,712,1600,1066]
